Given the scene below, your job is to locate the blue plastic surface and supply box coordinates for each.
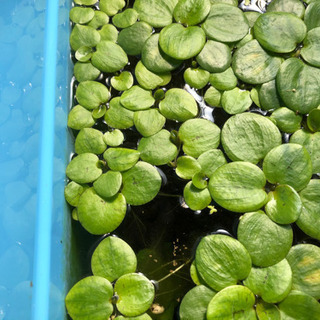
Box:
[0,0,72,319]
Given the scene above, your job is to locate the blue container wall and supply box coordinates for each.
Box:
[0,1,72,319]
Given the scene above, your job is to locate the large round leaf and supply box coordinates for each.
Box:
[208,162,267,213]
[121,161,162,205]
[243,259,292,303]
[232,40,282,84]
[266,0,305,18]
[221,88,252,114]
[301,27,320,68]
[77,188,126,235]
[103,148,140,172]
[237,211,293,267]
[276,57,320,114]
[93,171,122,199]
[179,119,220,158]
[67,105,95,130]
[120,86,155,111]
[115,273,155,317]
[134,109,166,137]
[184,67,210,89]
[202,4,249,43]
[69,7,95,24]
[75,128,106,155]
[174,0,210,25]
[65,276,113,320]
[65,181,89,207]
[263,143,313,191]
[270,107,302,133]
[195,234,252,291]
[206,285,256,320]
[286,244,320,299]
[221,113,282,164]
[70,24,101,51]
[159,24,206,60]
[254,12,306,53]
[91,236,137,282]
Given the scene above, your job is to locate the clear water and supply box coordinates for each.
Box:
[0,0,72,319]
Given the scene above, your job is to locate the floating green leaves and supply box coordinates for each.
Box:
[197,149,226,177]
[176,156,201,180]
[256,300,281,320]
[111,71,134,92]
[100,0,126,16]
[307,108,320,132]
[183,181,211,211]
[270,107,303,133]
[65,181,88,207]
[174,0,210,25]
[184,67,209,89]
[104,148,140,172]
[70,24,101,51]
[304,1,320,31]
[74,62,101,82]
[68,105,95,130]
[221,88,252,114]
[75,128,106,155]
[120,85,155,111]
[112,9,139,29]
[93,171,122,199]
[301,27,320,67]
[133,109,166,137]
[69,7,95,24]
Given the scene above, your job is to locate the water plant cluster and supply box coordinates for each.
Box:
[65,0,320,319]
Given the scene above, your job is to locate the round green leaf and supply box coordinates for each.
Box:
[179,119,220,158]
[66,153,102,184]
[184,67,209,89]
[197,149,226,177]
[120,86,155,111]
[99,24,118,42]
[121,161,162,205]
[112,9,139,29]
[278,291,320,320]
[266,0,305,18]
[133,0,178,27]
[65,181,89,207]
[77,188,126,235]
[92,105,107,120]
[258,80,282,111]
[304,2,320,31]
[286,244,320,299]
[91,236,137,282]
[176,156,201,180]
[75,128,106,155]
[74,62,101,82]
[87,11,110,29]
[265,184,302,224]
[254,12,306,53]
[192,172,208,190]
[221,112,282,164]
[232,40,282,85]
[103,129,124,147]
[93,171,122,199]
[173,0,210,25]
[70,24,101,51]
[68,104,95,130]
[91,41,128,73]
[256,301,281,320]
[209,67,237,91]
[179,285,216,320]
[103,148,140,172]
[263,143,313,191]
[65,276,113,320]
[76,81,110,110]
[243,259,292,303]
[183,182,211,211]
[159,88,198,122]
[100,0,126,16]
[196,40,231,73]
[237,211,293,267]
[244,11,261,27]
[206,285,256,320]
[202,4,249,43]
[221,88,252,114]
[75,46,92,62]
[204,86,221,107]
[115,273,155,317]
[307,108,320,132]
[69,7,95,24]
[270,107,302,133]
[159,24,206,60]
[195,234,252,291]
[134,109,166,137]
[111,71,134,92]
[276,57,320,114]
[141,33,182,73]
[290,129,320,174]
[104,97,134,129]
[118,22,153,56]
[297,179,320,240]
[209,162,267,212]
[138,129,178,165]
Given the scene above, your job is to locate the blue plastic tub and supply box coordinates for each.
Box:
[0,1,73,319]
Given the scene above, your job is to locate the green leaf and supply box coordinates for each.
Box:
[179,285,216,320]
[258,80,282,111]
[307,108,320,132]
[176,156,201,180]
[159,23,206,60]
[192,172,208,190]
[266,0,305,18]
[66,153,102,184]
[270,107,302,133]
[254,12,306,53]
[237,211,293,267]
[77,188,126,235]
[99,24,118,42]
[209,162,267,212]
[197,149,226,177]
[195,234,252,291]
[74,62,101,82]
[75,128,106,155]
[64,181,89,207]
[76,81,110,110]
[221,88,252,114]
[244,11,261,28]
[159,88,198,122]
[304,2,320,31]
[112,9,139,29]
[221,112,282,164]
[202,4,249,43]
[70,24,101,51]
[67,104,95,130]
[232,40,282,84]
[87,11,110,29]
[263,143,313,191]
[115,273,155,317]
[183,182,211,211]
[204,86,221,107]
[69,7,95,24]
[100,0,125,16]
[93,171,122,199]
[75,46,92,62]
[183,67,209,89]
[111,71,134,91]
[207,285,256,320]
[256,300,281,320]
[209,67,237,91]
[138,129,178,165]
[65,276,113,320]
[103,148,140,172]
[243,259,292,303]
[265,184,302,224]
[133,109,166,137]
[103,129,124,147]
[276,57,320,114]
[179,119,221,158]
[120,85,155,111]
[92,105,107,119]
[118,22,153,56]
[91,236,137,282]
[91,41,128,73]
[121,161,162,205]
